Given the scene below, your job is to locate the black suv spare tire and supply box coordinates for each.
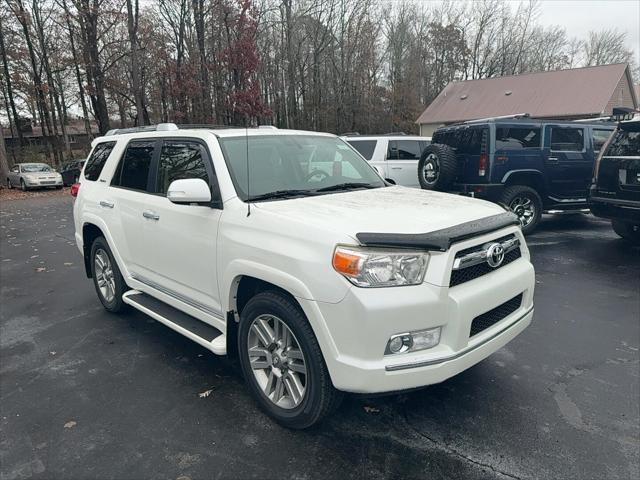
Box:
[418,144,457,191]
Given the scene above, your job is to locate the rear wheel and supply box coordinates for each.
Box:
[90,237,128,312]
[501,185,543,235]
[611,220,640,245]
[238,291,342,429]
[417,144,457,191]
[6,178,11,189]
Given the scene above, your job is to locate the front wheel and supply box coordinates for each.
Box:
[6,178,12,189]
[238,291,342,429]
[20,179,27,191]
[501,185,543,235]
[90,236,128,312]
[611,220,640,245]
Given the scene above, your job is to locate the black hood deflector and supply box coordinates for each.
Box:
[356,212,520,252]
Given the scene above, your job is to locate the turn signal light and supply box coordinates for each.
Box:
[333,249,362,276]
[70,183,80,197]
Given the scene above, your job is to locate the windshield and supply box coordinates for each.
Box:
[22,164,52,173]
[219,135,385,201]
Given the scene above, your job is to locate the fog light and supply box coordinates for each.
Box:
[411,327,441,351]
[385,327,441,355]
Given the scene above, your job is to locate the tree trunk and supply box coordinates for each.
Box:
[0,120,9,187]
[126,0,145,126]
[0,16,25,157]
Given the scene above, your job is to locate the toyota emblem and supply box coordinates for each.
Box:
[486,243,505,268]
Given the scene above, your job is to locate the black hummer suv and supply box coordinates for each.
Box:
[419,116,615,233]
[589,115,640,244]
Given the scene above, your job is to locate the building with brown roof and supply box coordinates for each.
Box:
[416,63,637,136]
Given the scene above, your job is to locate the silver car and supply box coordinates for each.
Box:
[6,163,64,191]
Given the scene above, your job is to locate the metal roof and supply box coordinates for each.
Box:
[416,64,637,125]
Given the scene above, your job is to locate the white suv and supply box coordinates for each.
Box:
[343,135,431,187]
[73,124,534,428]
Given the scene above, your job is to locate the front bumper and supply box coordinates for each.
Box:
[301,227,535,394]
[24,178,63,187]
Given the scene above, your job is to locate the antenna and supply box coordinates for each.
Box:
[246,121,251,217]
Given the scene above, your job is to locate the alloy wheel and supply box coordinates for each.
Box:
[247,314,307,409]
[421,154,440,185]
[94,248,116,303]
[510,196,536,227]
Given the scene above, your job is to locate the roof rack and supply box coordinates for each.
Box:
[573,116,613,123]
[104,123,179,136]
[383,132,407,136]
[464,113,530,123]
[340,132,360,136]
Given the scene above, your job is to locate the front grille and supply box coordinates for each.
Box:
[470,293,523,337]
[449,234,521,287]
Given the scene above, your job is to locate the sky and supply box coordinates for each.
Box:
[536,0,640,66]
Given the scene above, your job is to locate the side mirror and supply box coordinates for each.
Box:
[167,178,212,204]
[372,166,383,176]
[385,178,396,185]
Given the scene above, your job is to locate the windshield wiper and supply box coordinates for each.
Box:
[313,182,378,193]
[247,189,318,202]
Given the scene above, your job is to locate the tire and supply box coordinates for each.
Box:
[501,185,543,235]
[90,236,128,313]
[56,185,63,190]
[20,179,27,191]
[6,178,11,189]
[611,220,640,245]
[418,144,458,191]
[238,291,342,429]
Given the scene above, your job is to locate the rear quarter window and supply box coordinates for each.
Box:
[111,140,156,191]
[604,128,640,157]
[84,142,116,181]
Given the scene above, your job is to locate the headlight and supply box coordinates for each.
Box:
[332,246,428,287]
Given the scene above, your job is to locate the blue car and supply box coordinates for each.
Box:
[419,115,615,233]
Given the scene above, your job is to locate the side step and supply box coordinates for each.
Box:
[123,290,226,355]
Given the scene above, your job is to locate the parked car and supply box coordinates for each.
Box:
[6,162,63,190]
[343,134,431,187]
[589,115,640,244]
[418,115,615,233]
[61,159,86,186]
[73,123,534,428]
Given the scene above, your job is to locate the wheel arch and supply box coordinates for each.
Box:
[80,218,127,280]
[501,169,546,195]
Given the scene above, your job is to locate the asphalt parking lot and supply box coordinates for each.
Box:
[1,193,639,480]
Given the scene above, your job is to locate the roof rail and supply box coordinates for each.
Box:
[464,113,530,123]
[176,124,239,130]
[573,116,613,123]
[258,125,277,129]
[383,132,407,136]
[340,132,360,136]
[104,123,178,136]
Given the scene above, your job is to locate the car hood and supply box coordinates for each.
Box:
[253,186,506,238]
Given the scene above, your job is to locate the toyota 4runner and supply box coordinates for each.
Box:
[73,124,535,428]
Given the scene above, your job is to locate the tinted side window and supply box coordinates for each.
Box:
[604,129,640,157]
[112,140,155,191]
[84,142,116,181]
[157,141,210,195]
[550,127,584,151]
[495,127,541,149]
[592,129,613,153]
[347,140,376,160]
[387,141,398,160]
[396,140,422,160]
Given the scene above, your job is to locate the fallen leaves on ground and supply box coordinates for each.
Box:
[0,186,70,201]
[35,267,46,272]
[363,405,380,414]
[198,389,213,398]
[63,421,77,429]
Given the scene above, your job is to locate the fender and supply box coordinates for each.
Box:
[221,259,315,313]
[221,259,342,368]
[81,212,130,280]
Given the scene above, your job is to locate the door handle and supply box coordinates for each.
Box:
[143,210,160,221]
[391,167,402,170]
[547,157,559,163]
[99,200,114,208]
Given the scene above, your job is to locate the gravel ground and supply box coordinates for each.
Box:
[1,194,638,480]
